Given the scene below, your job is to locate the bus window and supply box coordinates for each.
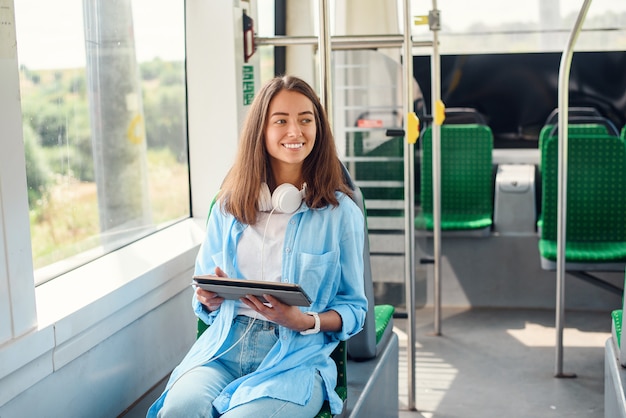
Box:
[15,0,189,284]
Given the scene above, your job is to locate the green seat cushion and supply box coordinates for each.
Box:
[415,213,493,231]
[538,240,626,262]
[374,304,394,344]
[613,309,623,349]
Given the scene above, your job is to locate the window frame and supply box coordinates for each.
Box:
[0,0,245,404]
[0,0,37,345]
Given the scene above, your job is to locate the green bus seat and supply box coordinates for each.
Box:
[538,133,626,270]
[415,124,494,233]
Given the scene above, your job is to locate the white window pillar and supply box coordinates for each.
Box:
[0,0,37,344]
[186,0,253,221]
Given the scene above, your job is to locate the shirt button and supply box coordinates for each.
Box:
[285,248,291,253]
[290,220,295,225]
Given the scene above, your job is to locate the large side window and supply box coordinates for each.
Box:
[409,0,626,54]
[15,0,189,285]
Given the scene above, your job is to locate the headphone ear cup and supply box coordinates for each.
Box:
[258,183,273,212]
[272,183,303,214]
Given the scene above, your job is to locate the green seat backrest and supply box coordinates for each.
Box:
[538,124,609,171]
[539,123,609,149]
[539,133,626,262]
[416,124,494,230]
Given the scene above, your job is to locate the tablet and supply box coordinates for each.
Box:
[192,275,312,307]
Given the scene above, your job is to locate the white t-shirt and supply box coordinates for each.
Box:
[236,211,290,319]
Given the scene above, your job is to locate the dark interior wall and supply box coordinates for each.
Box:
[413,51,626,148]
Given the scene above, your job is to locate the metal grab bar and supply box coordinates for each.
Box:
[256,34,433,50]
[555,0,593,379]
[401,0,416,410]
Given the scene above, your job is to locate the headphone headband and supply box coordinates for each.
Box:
[258,183,304,214]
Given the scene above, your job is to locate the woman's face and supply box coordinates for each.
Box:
[264,90,316,176]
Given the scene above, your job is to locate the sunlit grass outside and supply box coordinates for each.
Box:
[30,149,190,270]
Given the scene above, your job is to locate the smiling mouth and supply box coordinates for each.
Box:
[283,143,303,149]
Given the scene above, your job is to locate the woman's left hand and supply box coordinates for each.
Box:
[240,294,313,332]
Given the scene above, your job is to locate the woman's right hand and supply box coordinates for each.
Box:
[196,267,226,312]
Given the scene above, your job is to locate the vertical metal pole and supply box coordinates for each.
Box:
[430,0,442,336]
[318,0,332,127]
[83,0,152,244]
[402,0,417,411]
[555,0,592,378]
[274,0,287,75]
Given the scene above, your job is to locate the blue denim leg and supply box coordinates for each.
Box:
[158,316,279,418]
[157,362,234,418]
[220,372,325,418]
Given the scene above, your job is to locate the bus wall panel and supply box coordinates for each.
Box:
[0,288,195,418]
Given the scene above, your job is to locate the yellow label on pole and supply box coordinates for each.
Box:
[414,15,429,26]
[407,112,420,144]
[434,100,446,126]
[127,114,145,144]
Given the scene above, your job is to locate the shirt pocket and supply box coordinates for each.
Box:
[295,250,339,306]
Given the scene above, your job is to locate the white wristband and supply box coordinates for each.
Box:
[300,311,321,335]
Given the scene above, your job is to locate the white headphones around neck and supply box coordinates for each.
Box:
[258,182,305,214]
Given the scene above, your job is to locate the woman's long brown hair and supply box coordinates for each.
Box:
[219,75,352,225]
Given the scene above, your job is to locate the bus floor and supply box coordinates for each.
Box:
[121,306,609,418]
[396,306,610,418]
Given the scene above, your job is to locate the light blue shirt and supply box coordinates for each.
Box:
[147,192,367,416]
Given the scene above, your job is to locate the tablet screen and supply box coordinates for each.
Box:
[192,275,312,307]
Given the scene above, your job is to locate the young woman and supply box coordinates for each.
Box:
[148,75,367,418]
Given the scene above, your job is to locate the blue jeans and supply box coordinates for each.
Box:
[158,315,325,418]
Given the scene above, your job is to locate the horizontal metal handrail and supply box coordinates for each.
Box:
[256,34,433,50]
